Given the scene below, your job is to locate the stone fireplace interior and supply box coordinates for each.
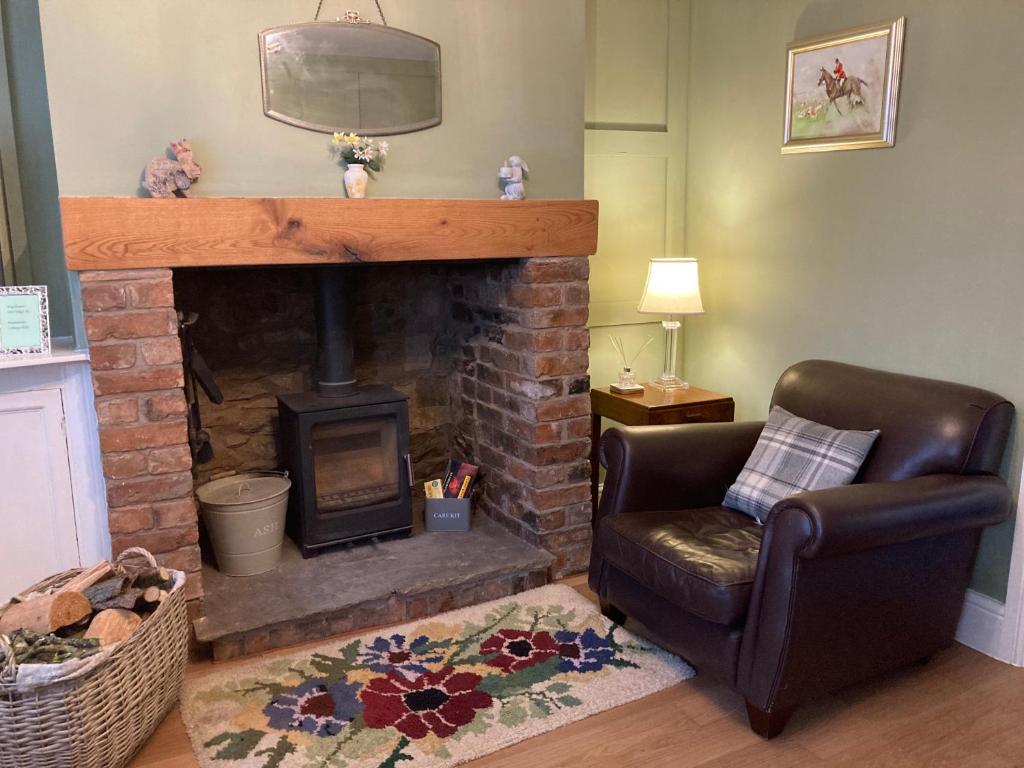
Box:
[68,196,597,657]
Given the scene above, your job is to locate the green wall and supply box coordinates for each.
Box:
[585,0,690,392]
[2,0,76,341]
[38,0,583,200]
[683,0,1023,600]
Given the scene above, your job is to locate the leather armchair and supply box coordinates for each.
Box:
[588,360,1013,738]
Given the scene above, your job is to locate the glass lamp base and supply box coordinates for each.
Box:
[649,374,690,391]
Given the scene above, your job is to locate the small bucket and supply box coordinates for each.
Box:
[196,471,292,576]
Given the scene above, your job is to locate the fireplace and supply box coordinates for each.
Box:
[278,388,412,557]
[68,196,598,604]
[276,266,414,556]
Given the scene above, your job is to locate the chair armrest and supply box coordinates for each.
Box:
[769,474,1011,558]
[598,421,764,522]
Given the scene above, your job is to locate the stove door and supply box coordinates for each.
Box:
[280,398,412,552]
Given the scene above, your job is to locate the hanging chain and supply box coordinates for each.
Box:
[313,0,387,25]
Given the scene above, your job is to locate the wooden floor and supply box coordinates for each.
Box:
[131,575,1024,768]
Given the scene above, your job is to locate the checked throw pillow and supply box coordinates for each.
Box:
[724,406,879,524]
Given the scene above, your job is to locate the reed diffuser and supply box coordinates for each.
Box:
[609,334,654,394]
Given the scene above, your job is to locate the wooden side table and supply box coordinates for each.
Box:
[590,385,735,514]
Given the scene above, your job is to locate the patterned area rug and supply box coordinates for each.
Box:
[181,584,694,767]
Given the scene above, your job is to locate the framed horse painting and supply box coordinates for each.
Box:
[782,17,905,154]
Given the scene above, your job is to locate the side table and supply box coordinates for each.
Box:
[590,385,735,514]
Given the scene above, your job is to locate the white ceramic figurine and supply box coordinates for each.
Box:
[498,155,529,200]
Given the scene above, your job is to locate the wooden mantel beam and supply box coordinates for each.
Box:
[60,197,599,271]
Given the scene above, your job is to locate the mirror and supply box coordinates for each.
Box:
[259,22,441,135]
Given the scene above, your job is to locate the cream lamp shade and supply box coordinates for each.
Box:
[637,258,705,316]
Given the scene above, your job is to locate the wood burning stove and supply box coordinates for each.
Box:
[278,267,413,557]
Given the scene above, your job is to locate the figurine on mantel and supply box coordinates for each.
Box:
[498,155,529,200]
[144,139,202,198]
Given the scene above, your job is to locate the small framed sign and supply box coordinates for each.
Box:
[0,285,50,356]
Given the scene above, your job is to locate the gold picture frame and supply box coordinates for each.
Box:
[782,17,905,154]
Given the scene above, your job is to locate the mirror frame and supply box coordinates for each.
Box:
[258,21,442,136]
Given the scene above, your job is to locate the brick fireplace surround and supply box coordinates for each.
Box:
[66,197,599,620]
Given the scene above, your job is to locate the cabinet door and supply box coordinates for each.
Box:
[0,388,79,598]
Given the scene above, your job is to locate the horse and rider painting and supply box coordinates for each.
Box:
[783,18,906,154]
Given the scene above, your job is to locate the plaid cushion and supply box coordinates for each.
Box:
[724,406,879,524]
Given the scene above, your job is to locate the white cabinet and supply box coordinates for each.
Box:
[0,388,78,596]
[0,350,109,599]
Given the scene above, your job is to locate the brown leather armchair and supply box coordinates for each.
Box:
[589,360,1013,738]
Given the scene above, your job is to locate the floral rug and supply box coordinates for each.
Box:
[181,585,694,767]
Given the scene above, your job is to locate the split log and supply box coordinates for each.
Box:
[0,591,91,635]
[83,575,129,608]
[84,609,142,646]
[91,588,143,612]
[59,561,114,595]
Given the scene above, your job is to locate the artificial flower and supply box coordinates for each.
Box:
[480,629,560,673]
[360,666,493,739]
[263,678,363,737]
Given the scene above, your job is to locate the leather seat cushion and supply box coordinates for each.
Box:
[598,507,764,626]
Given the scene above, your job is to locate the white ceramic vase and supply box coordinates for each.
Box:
[343,163,369,198]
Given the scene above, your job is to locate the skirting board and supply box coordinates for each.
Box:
[956,588,1018,664]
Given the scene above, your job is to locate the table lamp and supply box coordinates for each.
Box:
[637,257,704,391]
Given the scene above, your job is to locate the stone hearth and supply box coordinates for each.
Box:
[79,254,592,647]
[196,518,552,660]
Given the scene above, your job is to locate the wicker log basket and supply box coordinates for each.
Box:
[0,548,189,768]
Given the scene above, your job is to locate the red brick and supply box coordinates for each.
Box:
[140,337,182,366]
[100,420,187,453]
[92,366,184,396]
[507,284,562,308]
[159,545,202,574]
[563,283,589,306]
[107,471,194,507]
[528,483,591,511]
[95,397,139,426]
[79,268,171,283]
[564,328,590,351]
[519,257,589,283]
[154,498,198,528]
[147,444,193,475]
[111,525,198,556]
[538,524,593,551]
[81,283,126,311]
[183,571,203,601]
[103,451,148,481]
[525,440,590,465]
[89,342,137,370]
[522,307,588,329]
[535,395,590,422]
[502,329,562,353]
[108,504,154,534]
[506,417,561,445]
[532,352,589,378]
[566,416,592,439]
[85,309,176,341]
[126,279,175,308]
[144,392,188,421]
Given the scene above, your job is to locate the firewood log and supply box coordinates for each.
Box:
[0,592,91,635]
[59,561,113,595]
[83,576,129,608]
[91,588,143,612]
[131,567,173,591]
[84,609,142,646]
[142,586,165,605]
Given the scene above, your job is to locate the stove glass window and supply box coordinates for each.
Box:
[311,416,399,513]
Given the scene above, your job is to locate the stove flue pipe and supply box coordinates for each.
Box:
[314,266,356,396]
